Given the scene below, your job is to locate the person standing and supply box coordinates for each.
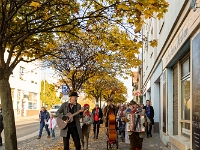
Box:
[116,104,126,141]
[0,104,3,146]
[125,100,149,150]
[37,107,50,139]
[80,104,93,150]
[56,91,84,150]
[46,114,57,140]
[125,103,131,144]
[103,98,117,128]
[143,100,154,138]
[92,103,103,139]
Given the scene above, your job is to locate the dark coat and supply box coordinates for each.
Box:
[92,107,103,120]
[56,102,83,138]
[39,110,50,122]
[103,104,117,127]
[143,106,154,124]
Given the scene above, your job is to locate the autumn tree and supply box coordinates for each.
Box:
[0,0,168,149]
[40,80,60,109]
[47,37,105,92]
[84,74,127,104]
[47,25,143,93]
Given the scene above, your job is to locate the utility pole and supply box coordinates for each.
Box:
[43,72,46,107]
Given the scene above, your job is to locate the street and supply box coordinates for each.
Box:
[0,122,39,150]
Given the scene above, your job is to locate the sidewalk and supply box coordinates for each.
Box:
[17,125,169,150]
[15,115,39,125]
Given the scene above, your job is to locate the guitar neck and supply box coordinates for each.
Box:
[71,110,81,117]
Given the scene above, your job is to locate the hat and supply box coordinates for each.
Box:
[129,100,137,105]
[83,104,90,109]
[69,92,79,97]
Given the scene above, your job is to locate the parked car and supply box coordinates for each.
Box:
[50,104,61,116]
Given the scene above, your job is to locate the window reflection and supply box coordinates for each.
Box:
[181,78,190,120]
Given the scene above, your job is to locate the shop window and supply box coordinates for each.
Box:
[180,57,190,137]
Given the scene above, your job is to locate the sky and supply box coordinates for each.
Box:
[120,76,133,102]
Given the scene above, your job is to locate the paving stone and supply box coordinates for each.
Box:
[17,126,169,150]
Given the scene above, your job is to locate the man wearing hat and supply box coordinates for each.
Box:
[56,91,84,150]
[80,104,93,150]
[92,103,103,139]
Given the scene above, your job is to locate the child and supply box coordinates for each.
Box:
[80,104,93,150]
[46,114,57,140]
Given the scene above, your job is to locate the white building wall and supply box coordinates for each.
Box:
[9,61,41,116]
[143,0,187,85]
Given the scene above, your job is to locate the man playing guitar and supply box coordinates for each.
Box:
[56,91,84,150]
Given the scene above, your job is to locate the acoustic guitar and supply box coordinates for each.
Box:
[57,108,84,130]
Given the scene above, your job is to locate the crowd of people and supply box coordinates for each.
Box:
[36,91,154,150]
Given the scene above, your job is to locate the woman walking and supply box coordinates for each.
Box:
[80,104,93,150]
[92,103,103,139]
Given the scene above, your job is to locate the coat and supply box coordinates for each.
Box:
[143,106,154,125]
[92,107,103,121]
[46,118,57,129]
[103,104,117,127]
[39,110,50,122]
[80,112,93,133]
[56,102,83,138]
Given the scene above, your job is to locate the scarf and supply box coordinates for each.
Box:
[84,110,91,117]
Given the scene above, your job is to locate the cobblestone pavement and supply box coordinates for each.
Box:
[17,126,169,150]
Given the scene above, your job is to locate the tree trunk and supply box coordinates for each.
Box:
[0,78,18,150]
[95,98,99,103]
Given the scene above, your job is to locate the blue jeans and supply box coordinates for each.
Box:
[50,128,55,138]
[39,122,50,137]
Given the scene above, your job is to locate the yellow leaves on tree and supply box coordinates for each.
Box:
[30,1,40,10]
[84,74,127,103]
[150,39,158,48]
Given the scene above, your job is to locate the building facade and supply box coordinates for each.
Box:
[9,61,41,117]
[142,0,200,149]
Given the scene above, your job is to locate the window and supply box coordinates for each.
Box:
[19,66,24,79]
[28,102,37,109]
[11,88,14,100]
[180,57,190,137]
[17,90,21,100]
[28,92,37,109]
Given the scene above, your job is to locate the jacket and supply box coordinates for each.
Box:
[80,112,93,132]
[46,118,57,129]
[39,110,50,122]
[56,102,83,138]
[92,107,103,121]
[143,106,154,124]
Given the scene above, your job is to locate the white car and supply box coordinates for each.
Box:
[50,104,61,116]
